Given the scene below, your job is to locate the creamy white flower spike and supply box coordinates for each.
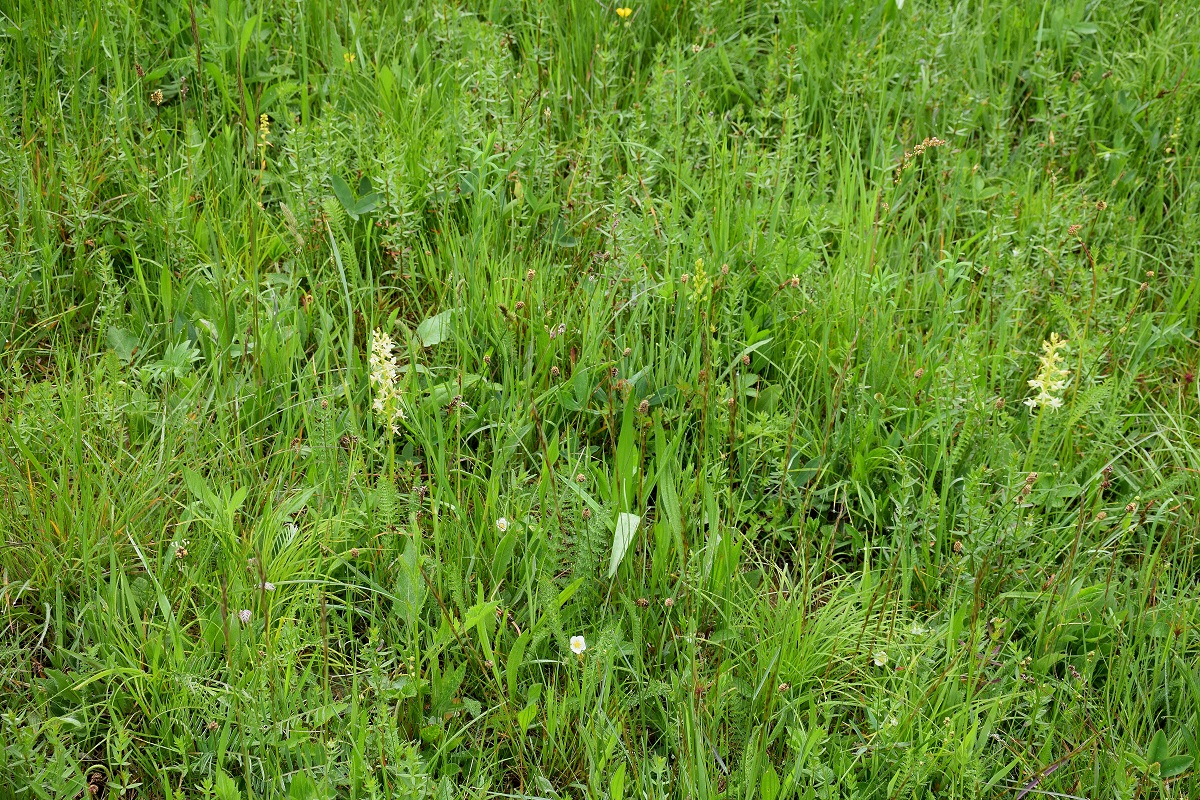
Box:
[570,635,587,655]
[1025,333,1069,411]
[369,329,406,432]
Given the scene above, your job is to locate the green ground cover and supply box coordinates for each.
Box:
[1,0,1198,797]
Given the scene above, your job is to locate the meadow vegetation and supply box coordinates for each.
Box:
[1,0,1199,797]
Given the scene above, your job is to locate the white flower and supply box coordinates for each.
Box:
[873,650,889,667]
[369,329,406,432]
[496,517,508,532]
[1025,333,1070,411]
[238,609,252,624]
[570,635,587,655]
[260,582,275,592]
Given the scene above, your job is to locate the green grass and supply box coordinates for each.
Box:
[1,0,1199,797]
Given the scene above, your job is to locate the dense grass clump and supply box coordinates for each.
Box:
[2,0,1199,797]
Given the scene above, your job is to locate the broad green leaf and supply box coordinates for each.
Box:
[760,764,780,800]
[506,630,530,701]
[106,327,140,363]
[415,308,456,347]
[238,14,258,62]
[517,702,538,731]
[1148,730,1169,764]
[215,770,243,800]
[607,512,640,579]
[330,173,359,218]
[491,530,517,580]
[550,218,577,248]
[610,763,626,800]
[1159,755,1192,778]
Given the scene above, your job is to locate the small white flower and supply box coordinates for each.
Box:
[570,635,587,655]
[369,329,406,432]
[260,582,275,592]
[496,517,508,532]
[238,609,252,624]
[873,650,889,667]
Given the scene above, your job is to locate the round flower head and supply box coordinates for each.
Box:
[496,517,508,533]
[238,609,252,625]
[570,635,587,655]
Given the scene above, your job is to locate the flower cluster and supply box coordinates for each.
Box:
[893,136,948,183]
[370,329,406,432]
[1024,333,1069,411]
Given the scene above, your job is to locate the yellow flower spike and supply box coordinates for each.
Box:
[615,7,633,18]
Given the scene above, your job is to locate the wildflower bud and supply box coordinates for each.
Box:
[663,597,674,608]
[576,473,586,483]
[1026,472,1038,483]
[581,508,592,520]
[680,273,689,283]
[320,398,329,409]
[721,263,729,275]
[995,397,1005,409]
[1140,282,1148,292]
[550,365,560,378]
[611,367,618,378]
[515,301,525,310]
[238,609,252,624]
[789,275,800,288]
[638,399,650,415]
[636,597,649,608]
[1125,502,1137,514]
[742,354,750,365]
[1094,511,1107,521]
[953,540,963,554]
[914,368,925,379]
[623,347,632,357]
[349,548,359,558]
[1096,200,1107,210]
[150,89,164,105]
[483,659,494,670]
[483,354,491,364]
[726,397,735,407]
[1146,271,1154,278]
[777,682,790,693]
[526,268,535,281]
